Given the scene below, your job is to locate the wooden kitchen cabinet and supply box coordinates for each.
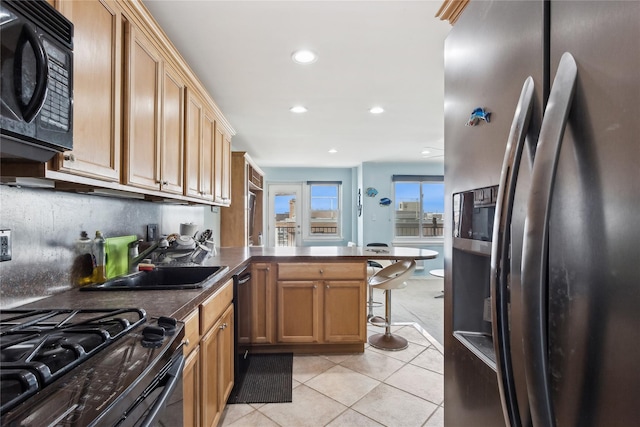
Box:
[276,262,367,345]
[182,278,234,427]
[277,280,321,343]
[323,280,366,342]
[159,61,185,194]
[213,127,232,206]
[250,262,276,344]
[182,307,200,426]
[3,0,235,207]
[53,0,123,181]
[221,133,232,204]
[220,152,265,247]
[201,304,234,427]
[123,21,184,194]
[123,22,161,190]
[185,89,215,201]
[183,347,200,427]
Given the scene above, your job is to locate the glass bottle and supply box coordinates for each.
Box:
[75,231,94,285]
[92,231,107,283]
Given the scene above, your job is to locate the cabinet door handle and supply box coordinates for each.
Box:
[64,153,75,162]
[313,285,317,289]
[326,285,329,289]
[319,269,324,274]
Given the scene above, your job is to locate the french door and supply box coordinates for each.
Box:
[267,184,302,247]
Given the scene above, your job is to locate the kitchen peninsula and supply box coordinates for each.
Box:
[17,245,437,325]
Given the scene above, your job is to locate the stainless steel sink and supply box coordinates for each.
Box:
[80,266,229,291]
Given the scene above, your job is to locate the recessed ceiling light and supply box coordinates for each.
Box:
[421,149,431,156]
[328,148,338,154]
[290,105,308,113]
[369,106,384,114]
[291,50,318,64]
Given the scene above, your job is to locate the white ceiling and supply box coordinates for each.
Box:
[143,0,452,168]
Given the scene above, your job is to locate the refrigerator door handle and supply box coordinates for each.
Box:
[490,76,535,427]
[521,52,578,427]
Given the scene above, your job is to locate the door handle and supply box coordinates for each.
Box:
[522,52,577,427]
[15,23,49,123]
[490,76,535,427]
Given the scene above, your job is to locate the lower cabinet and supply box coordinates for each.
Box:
[183,346,200,426]
[182,278,234,427]
[201,304,234,427]
[323,280,367,342]
[277,280,320,343]
[250,262,276,344]
[276,262,367,345]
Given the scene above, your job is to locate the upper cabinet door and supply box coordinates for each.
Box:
[159,61,185,195]
[201,108,215,200]
[221,132,232,205]
[185,88,203,198]
[213,125,224,204]
[185,88,215,201]
[123,23,161,191]
[54,0,123,181]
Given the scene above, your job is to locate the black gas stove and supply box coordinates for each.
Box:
[0,308,184,426]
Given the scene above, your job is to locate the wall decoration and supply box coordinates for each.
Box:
[357,189,362,217]
[379,197,391,206]
[466,107,492,126]
[366,187,378,197]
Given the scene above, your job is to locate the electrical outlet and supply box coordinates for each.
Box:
[0,229,12,261]
[147,224,158,242]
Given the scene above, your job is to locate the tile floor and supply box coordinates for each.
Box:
[221,275,445,427]
[220,322,444,427]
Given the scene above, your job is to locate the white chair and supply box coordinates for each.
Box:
[368,259,417,351]
[365,243,392,319]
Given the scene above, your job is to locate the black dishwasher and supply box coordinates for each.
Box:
[233,266,252,386]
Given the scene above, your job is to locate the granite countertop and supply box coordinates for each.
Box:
[16,246,438,321]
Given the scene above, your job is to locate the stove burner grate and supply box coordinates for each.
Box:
[0,308,146,415]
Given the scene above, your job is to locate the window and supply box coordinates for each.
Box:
[306,182,341,238]
[393,175,444,240]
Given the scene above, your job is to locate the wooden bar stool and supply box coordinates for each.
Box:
[368,259,416,351]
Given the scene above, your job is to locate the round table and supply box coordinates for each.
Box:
[429,268,444,278]
[429,269,445,298]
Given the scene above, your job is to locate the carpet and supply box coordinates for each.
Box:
[227,353,293,404]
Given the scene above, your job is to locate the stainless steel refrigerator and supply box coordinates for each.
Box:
[443,1,640,426]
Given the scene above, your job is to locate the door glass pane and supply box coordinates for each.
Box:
[274,192,297,246]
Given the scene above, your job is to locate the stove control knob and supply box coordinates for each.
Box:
[142,325,165,347]
[158,316,178,335]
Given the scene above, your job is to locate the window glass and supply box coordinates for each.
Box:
[394,180,444,239]
[308,183,340,237]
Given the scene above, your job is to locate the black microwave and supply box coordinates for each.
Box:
[0,0,73,162]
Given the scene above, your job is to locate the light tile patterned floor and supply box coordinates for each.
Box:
[220,324,444,427]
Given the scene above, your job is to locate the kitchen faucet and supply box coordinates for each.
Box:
[128,238,169,271]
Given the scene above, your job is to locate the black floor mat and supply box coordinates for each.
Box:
[227,353,293,404]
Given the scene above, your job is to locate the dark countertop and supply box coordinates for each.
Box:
[16,246,438,320]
